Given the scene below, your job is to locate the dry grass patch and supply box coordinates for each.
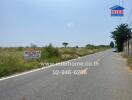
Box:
[121,53,128,58]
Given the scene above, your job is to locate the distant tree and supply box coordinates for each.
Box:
[110,41,114,48]
[86,44,96,49]
[26,46,29,48]
[111,24,131,52]
[17,47,23,51]
[76,46,79,48]
[62,42,68,48]
[30,43,37,50]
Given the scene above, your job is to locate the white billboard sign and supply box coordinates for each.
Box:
[24,51,41,60]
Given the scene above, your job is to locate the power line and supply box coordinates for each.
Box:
[120,0,125,24]
[123,0,132,26]
[118,0,124,24]
[119,0,121,6]
[118,0,123,6]
[126,9,132,23]
[118,16,122,25]
[126,7,132,27]
[121,0,124,7]
[129,21,132,27]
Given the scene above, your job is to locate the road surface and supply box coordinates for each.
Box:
[0,50,132,100]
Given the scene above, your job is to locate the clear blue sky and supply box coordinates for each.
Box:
[0,0,132,47]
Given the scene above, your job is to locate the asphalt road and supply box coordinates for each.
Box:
[0,50,132,100]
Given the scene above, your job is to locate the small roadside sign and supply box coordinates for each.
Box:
[24,51,41,60]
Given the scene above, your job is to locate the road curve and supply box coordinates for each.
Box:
[0,50,132,100]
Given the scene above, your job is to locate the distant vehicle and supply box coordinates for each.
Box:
[112,48,117,52]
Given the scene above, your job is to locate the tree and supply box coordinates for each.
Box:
[110,41,114,48]
[75,45,79,48]
[111,24,131,52]
[62,42,68,48]
[17,47,23,51]
[86,44,96,49]
[30,43,37,50]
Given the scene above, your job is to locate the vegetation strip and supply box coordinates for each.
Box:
[0,44,109,77]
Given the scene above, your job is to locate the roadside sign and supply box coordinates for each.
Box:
[24,51,41,60]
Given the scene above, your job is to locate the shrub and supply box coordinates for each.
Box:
[0,55,21,77]
[41,44,60,60]
[62,48,76,55]
[127,57,132,69]
[85,44,97,49]
[17,47,23,51]
[0,54,40,77]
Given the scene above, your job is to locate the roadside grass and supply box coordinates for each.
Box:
[121,53,132,71]
[0,49,40,77]
[0,47,109,77]
[121,53,128,59]
[127,57,132,70]
[0,53,40,77]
